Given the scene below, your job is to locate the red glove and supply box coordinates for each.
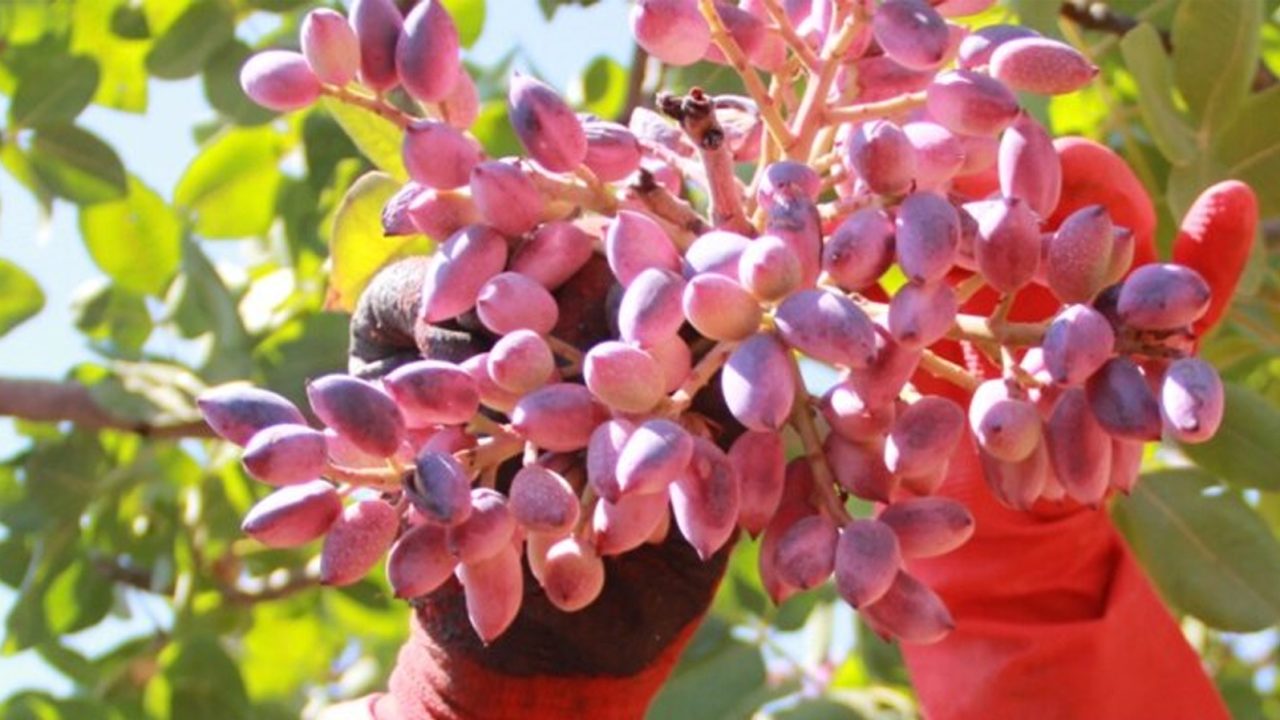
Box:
[900,143,1255,720]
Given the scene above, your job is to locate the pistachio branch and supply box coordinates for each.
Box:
[659,90,756,235]
[628,168,711,247]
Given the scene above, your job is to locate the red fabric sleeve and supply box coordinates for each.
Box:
[322,618,698,720]
[376,614,697,719]
[899,443,1230,720]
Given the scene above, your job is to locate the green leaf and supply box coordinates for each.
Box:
[1113,469,1280,631]
[72,0,149,112]
[144,0,234,80]
[577,56,628,121]
[1179,382,1280,491]
[253,313,350,406]
[471,98,523,158]
[537,0,601,19]
[4,693,115,720]
[144,634,250,720]
[4,525,77,652]
[0,259,45,338]
[442,0,485,48]
[320,97,408,180]
[646,633,766,720]
[174,127,285,239]
[29,124,128,205]
[43,561,113,635]
[1119,24,1196,166]
[1010,0,1061,36]
[168,237,254,383]
[71,279,153,355]
[711,540,767,623]
[8,54,99,128]
[110,3,151,39]
[326,171,432,312]
[203,39,277,126]
[80,176,182,296]
[24,431,109,524]
[1211,86,1280,217]
[240,602,337,701]
[302,110,360,193]
[1171,0,1261,133]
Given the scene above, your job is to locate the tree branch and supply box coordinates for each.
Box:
[0,378,215,439]
[621,43,650,123]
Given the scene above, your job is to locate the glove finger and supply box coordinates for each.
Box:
[1172,179,1258,335]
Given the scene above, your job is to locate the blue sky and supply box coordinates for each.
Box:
[0,0,632,700]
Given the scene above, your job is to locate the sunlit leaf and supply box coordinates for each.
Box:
[321,97,408,180]
[174,127,285,239]
[0,259,45,339]
[326,171,432,312]
[443,0,486,48]
[80,176,182,296]
[167,237,254,383]
[576,55,628,121]
[43,561,113,635]
[73,0,149,112]
[471,99,522,158]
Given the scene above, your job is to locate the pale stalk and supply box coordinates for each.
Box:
[787,383,852,524]
[787,12,865,159]
[698,0,794,149]
[817,191,874,223]
[529,168,619,217]
[323,86,416,128]
[919,350,981,393]
[823,91,929,124]
[324,462,404,490]
[761,0,821,70]
[547,335,585,377]
[460,434,523,475]
[664,341,738,413]
[628,171,711,248]
[954,274,988,305]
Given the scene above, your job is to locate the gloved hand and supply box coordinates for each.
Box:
[900,141,1255,720]
[326,255,733,720]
